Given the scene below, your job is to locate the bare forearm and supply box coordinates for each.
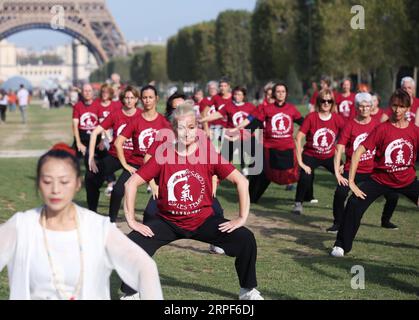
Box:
[349,147,365,183]
[237,178,250,221]
[115,137,128,167]
[201,111,222,123]
[334,145,344,176]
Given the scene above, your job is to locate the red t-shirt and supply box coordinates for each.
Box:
[100,108,141,162]
[95,99,122,123]
[121,113,171,166]
[72,101,99,133]
[362,121,418,188]
[300,112,344,159]
[370,108,384,122]
[136,144,235,231]
[384,97,419,122]
[253,102,303,150]
[199,96,214,114]
[338,118,378,173]
[218,101,257,129]
[336,92,356,120]
[211,94,231,127]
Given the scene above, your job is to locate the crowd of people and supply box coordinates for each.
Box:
[0,74,418,300]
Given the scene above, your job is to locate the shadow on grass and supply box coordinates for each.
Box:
[282,248,419,297]
[110,271,237,300]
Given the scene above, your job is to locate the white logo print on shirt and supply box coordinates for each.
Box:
[232,111,249,126]
[271,113,292,138]
[167,170,206,214]
[138,128,157,152]
[384,139,414,172]
[80,113,98,131]
[353,133,375,161]
[117,124,133,150]
[313,128,336,154]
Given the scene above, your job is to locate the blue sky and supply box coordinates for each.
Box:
[8,0,256,50]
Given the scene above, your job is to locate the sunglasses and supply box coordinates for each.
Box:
[320,99,334,104]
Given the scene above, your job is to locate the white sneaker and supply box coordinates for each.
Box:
[120,293,141,300]
[105,185,113,197]
[310,199,319,204]
[241,168,249,177]
[330,246,344,257]
[239,288,264,300]
[209,244,225,255]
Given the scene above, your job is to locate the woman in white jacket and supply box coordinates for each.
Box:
[0,143,163,300]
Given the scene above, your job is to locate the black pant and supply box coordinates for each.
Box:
[121,214,258,295]
[221,136,256,170]
[0,104,6,122]
[85,154,139,220]
[335,178,419,253]
[143,197,225,224]
[295,154,335,203]
[332,171,399,226]
[248,150,314,204]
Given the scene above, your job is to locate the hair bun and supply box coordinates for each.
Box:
[51,143,77,157]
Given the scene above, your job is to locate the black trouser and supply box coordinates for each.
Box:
[85,153,139,219]
[0,104,6,122]
[248,149,314,204]
[335,178,419,253]
[121,214,258,295]
[221,136,256,170]
[332,171,399,226]
[142,197,225,224]
[295,154,335,203]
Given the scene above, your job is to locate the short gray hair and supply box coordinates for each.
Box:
[355,92,373,107]
[401,76,416,88]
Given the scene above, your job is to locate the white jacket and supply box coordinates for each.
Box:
[0,205,163,300]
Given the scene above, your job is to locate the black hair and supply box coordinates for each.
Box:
[232,86,248,102]
[165,92,186,119]
[36,149,81,188]
[141,85,158,98]
[272,82,289,101]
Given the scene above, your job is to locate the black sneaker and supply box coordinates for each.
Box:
[326,224,339,233]
[381,221,399,230]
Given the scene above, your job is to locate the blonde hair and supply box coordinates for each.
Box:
[171,103,197,130]
[315,89,337,113]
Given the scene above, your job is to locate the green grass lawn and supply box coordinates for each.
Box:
[0,105,418,300]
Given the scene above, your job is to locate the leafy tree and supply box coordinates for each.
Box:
[216,10,253,85]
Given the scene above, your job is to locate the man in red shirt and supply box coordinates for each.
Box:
[199,86,257,176]
[332,89,419,257]
[120,104,263,300]
[199,81,219,137]
[208,78,232,149]
[335,79,356,120]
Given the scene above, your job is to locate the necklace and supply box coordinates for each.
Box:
[40,205,84,300]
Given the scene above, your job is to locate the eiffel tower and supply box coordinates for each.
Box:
[0,0,127,64]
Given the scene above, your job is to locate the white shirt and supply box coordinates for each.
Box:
[0,95,8,105]
[17,88,29,106]
[0,206,163,300]
[29,225,80,300]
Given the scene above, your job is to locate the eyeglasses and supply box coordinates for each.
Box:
[358,104,371,109]
[320,99,334,104]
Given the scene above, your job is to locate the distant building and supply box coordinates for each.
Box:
[0,39,98,88]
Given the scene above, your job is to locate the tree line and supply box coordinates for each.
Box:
[91,0,419,102]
